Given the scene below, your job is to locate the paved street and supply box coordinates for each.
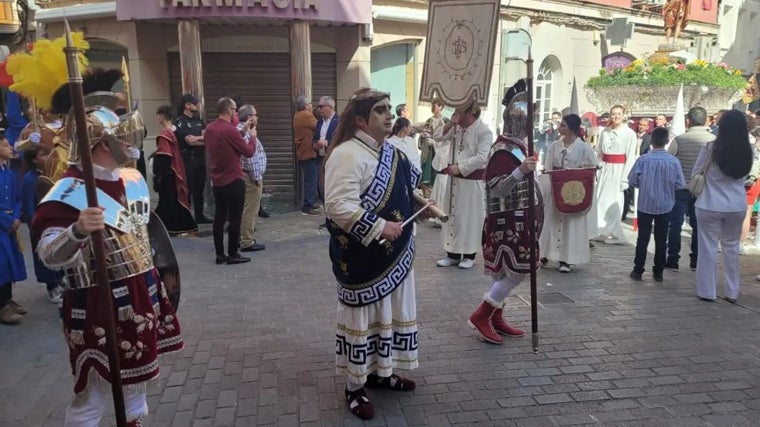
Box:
[3,212,760,426]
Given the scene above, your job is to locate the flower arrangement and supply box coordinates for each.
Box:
[586,56,746,90]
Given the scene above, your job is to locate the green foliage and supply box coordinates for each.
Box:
[586,60,746,90]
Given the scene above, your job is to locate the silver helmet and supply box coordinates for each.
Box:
[67,91,146,165]
[501,79,529,138]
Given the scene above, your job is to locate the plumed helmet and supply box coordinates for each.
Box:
[501,79,529,138]
[50,69,146,165]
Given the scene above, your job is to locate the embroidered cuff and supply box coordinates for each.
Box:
[349,210,384,247]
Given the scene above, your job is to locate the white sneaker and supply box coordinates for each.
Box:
[604,237,626,245]
[47,287,63,304]
[591,235,609,243]
[558,264,572,273]
[458,258,475,269]
[755,274,760,282]
[436,257,458,267]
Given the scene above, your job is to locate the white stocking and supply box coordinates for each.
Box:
[487,270,526,304]
[64,382,148,427]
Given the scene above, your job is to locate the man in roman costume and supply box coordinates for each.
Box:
[436,102,493,269]
[469,80,544,344]
[31,70,183,427]
[324,88,422,420]
[593,105,637,244]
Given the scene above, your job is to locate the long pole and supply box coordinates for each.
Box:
[63,20,128,427]
[525,55,539,354]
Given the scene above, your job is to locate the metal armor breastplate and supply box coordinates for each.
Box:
[40,169,153,287]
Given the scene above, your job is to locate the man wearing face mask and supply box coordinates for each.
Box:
[435,101,493,269]
[324,88,425,420]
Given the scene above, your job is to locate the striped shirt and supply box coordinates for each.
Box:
[627,149,685,215]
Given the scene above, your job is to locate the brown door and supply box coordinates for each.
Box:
[168,52,336,196]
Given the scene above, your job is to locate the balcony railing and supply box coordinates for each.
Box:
[35,0,111,9]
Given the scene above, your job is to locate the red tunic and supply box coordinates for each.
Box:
[32,167,183,394]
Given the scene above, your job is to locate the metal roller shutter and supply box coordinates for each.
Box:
[168,52,336,196]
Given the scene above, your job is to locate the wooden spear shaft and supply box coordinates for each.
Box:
[63,20,128,427]
[525,55,540,354]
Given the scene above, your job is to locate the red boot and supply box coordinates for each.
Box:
[492,304,524,337]
[467,296,503,344]
[127,416,144,427]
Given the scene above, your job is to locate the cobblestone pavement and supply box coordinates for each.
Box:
[3,213,760,427]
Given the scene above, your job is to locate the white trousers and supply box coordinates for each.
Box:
[488,269,525,303]
[64,384,148,427]
[695,208,744,300]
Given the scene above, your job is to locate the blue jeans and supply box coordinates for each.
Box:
[667,189,698,266]
[300,158,319,210]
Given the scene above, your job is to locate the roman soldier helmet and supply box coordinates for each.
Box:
[50,69,146,165]
[501,79,529,138]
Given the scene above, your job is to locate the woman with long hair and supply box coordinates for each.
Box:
[387,117,421,171]
[694,109,753,302]
[538,114,598,272]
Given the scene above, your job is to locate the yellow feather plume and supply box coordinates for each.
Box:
[6,32,89,110]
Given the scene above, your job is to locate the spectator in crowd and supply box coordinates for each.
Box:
[709,109,728,134]
[237,104,266,253]
[175,94,212,223]
[205,98,255,265]
[387,117,421,172]
[293,96,320,215]
[0,134,27,325]
[153,105,198,236]
[666,106,714,270]
[628,127,685,281]
[314,96,338,216]
[655,114,668,128]
[693,110,753,303]
[396,103,410,120]
[20,144,64,304]
[624,117,653,220]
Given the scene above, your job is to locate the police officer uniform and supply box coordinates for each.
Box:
[174,94,210,222]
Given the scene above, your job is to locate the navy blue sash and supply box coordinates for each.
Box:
[330,142,420,307]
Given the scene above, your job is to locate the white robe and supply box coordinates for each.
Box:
[440,119,492,255]
[595,125,637,239]
[324,131,418,384]
[387,135,421,172]
[539,138,599,264]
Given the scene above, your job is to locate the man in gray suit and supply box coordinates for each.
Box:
[665,106,715,270]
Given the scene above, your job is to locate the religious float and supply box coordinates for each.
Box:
[585,53,746,116]
[586,0,746,116]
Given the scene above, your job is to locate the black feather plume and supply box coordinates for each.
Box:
[49,68,124,115]
[82,68,123,95]
[502,79,527,107]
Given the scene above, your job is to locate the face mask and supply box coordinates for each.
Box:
[128,147,141,160]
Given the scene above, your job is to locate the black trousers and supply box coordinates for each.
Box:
[633,211,670,274]
[183,150,207,218]
[0,283,12,309]
[213,179,245,258]
[622,188,635,219]
[447,252,476,260]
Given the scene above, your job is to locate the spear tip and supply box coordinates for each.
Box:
[63,19,74,47]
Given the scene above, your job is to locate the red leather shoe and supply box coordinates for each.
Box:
[491,306,524,337]
[467,299,502,344]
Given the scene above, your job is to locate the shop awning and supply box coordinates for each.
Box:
[116,0,372,25]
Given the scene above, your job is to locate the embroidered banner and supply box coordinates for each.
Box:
[419,0,500,108]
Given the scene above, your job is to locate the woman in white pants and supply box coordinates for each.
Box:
[693,110,753,302]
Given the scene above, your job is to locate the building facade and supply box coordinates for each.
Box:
[30,0,722,198]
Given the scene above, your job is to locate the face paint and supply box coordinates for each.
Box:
[367,99,393,140]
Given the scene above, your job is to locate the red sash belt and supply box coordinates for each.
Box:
[461,169,485,180]
[602,153,626,164]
